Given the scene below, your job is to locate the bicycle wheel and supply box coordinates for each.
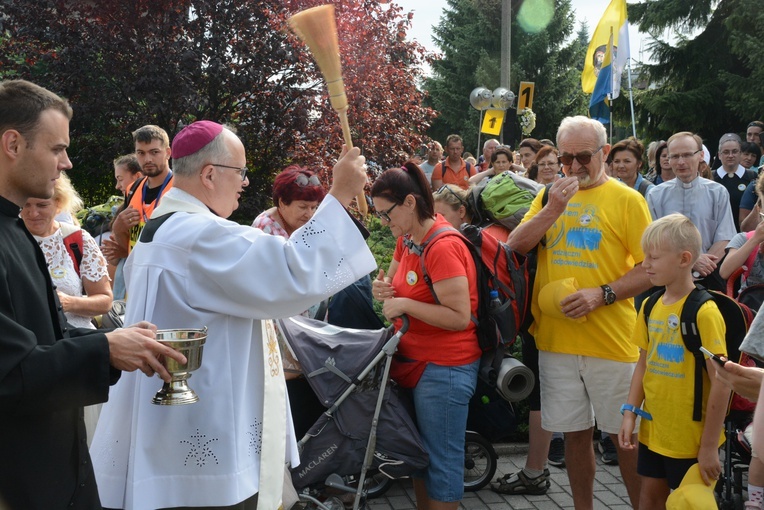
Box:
[463,431,497,492]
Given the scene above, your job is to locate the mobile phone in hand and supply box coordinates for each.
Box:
[699,346,726,366]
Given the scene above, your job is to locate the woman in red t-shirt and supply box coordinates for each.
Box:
[370,162,479,510]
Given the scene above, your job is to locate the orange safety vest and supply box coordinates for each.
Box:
[127,173,174,251]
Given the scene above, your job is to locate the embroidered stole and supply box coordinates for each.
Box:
[257,319,287,510]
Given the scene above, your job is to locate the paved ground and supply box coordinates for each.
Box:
[367,442,632,510]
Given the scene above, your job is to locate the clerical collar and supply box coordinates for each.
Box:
[0,194,21,217]
[679,177,698,189]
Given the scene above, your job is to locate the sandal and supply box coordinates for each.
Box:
[491,468,550,495]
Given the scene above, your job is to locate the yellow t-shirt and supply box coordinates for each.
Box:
[524,178,651,362]
[633,294,727,458]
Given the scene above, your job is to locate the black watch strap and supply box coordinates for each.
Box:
[601,284,616,305]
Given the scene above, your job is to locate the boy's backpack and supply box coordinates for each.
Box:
[466,171,543,231]
[411,223,533,386]
[59,222,84,277]
[643,285,756,421]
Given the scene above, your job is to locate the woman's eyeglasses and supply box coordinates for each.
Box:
[295,174,321,187]
[374,203,398,222]
[435,185,466,206]
[558,146,604,166]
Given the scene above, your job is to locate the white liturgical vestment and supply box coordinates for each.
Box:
[90,188,376,509]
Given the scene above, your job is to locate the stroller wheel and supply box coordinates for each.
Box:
[463,431,498,492]
[363,472,394,499]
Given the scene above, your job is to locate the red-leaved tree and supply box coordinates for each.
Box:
[0,0,435,221]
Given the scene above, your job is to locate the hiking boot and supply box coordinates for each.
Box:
[547,436,566,468]
[598,435,619,465]
[491,468,550,495]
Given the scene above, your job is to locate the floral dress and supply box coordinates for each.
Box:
[34,226,110,329]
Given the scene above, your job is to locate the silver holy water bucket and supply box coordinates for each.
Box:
[151,327,207,406]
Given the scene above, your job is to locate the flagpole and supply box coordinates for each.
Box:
[626,57,637,138]
[608,94,613,143]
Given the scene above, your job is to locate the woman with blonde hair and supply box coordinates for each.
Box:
[20,172,112,445]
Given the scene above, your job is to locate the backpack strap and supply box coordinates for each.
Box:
[637,178,651,196]
[642,288,665,324]
[744,230,759,281]
[59,223,84,277]
[466,161,474,176]
[538,183,554,247]
[679,286,714,422]
[413,227,479,327]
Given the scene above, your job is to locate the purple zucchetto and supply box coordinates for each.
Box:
[171,121,224,159]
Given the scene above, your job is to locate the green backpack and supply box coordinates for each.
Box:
[469,171,543,231]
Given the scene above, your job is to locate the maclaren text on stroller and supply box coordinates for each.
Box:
[277,315,427,510]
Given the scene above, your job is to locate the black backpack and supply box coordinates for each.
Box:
[643,285,755,421]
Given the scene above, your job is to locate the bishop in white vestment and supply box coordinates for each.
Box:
[90,121,376,510]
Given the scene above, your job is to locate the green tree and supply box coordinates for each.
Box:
[629,0,752,145]
[0,0,434,222]
[424,0,588,151]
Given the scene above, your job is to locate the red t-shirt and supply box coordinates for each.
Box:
[392,216,480,365]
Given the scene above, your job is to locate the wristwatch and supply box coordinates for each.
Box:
[620,403,653,421]
[601,284,616,305]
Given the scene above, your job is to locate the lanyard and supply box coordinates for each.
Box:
[140,171,172,221]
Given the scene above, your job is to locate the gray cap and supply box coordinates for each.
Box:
[719,133,742,148]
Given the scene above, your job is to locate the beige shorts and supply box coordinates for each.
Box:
[538,351,636,435]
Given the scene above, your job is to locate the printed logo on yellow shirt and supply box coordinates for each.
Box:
[406,271,418,285]
[667,314,679,330]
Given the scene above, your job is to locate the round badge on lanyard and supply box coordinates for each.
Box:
[406,271,418,286]
[50,267,66,279]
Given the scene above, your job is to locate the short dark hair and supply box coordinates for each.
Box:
[491,147,514,165]
[610,137,645,165]
[445,134,463,147]
[519,138,542,154]
[113,154,142,175]
[741,141,762,160]
[370,162,433,223]
[0,80,72,146]
[132,125,170,147]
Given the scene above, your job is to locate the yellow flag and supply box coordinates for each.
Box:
[581,0,628,94]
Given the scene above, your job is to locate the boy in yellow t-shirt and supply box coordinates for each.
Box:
[619,213,730,508]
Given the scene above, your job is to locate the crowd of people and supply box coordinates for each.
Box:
[6,75,764,510]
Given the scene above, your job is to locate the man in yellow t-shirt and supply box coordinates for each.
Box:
[619,214,728,509]
[507,116,653,509]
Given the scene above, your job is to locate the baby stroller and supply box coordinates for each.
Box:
[716,270,764,509]
[277,315,428,510]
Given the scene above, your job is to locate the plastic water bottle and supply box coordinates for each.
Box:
[489,290,502,313]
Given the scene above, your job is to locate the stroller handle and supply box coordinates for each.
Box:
[396,314,410,335]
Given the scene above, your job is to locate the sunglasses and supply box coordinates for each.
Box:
[558,146,604,166]
[374,203,398,222]
[435,185,466,206]
[295,173,321,187]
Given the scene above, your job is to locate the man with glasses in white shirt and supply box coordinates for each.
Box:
[647,131,736,291]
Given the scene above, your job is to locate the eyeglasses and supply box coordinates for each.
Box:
[374,203,398,222]
[212,163,248,181]
[295,173,321,187]
[668,150,702,162]
[558,146,603,166]
[537,162,560,169]
[435,185,466,206]
[720,149,741,156]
